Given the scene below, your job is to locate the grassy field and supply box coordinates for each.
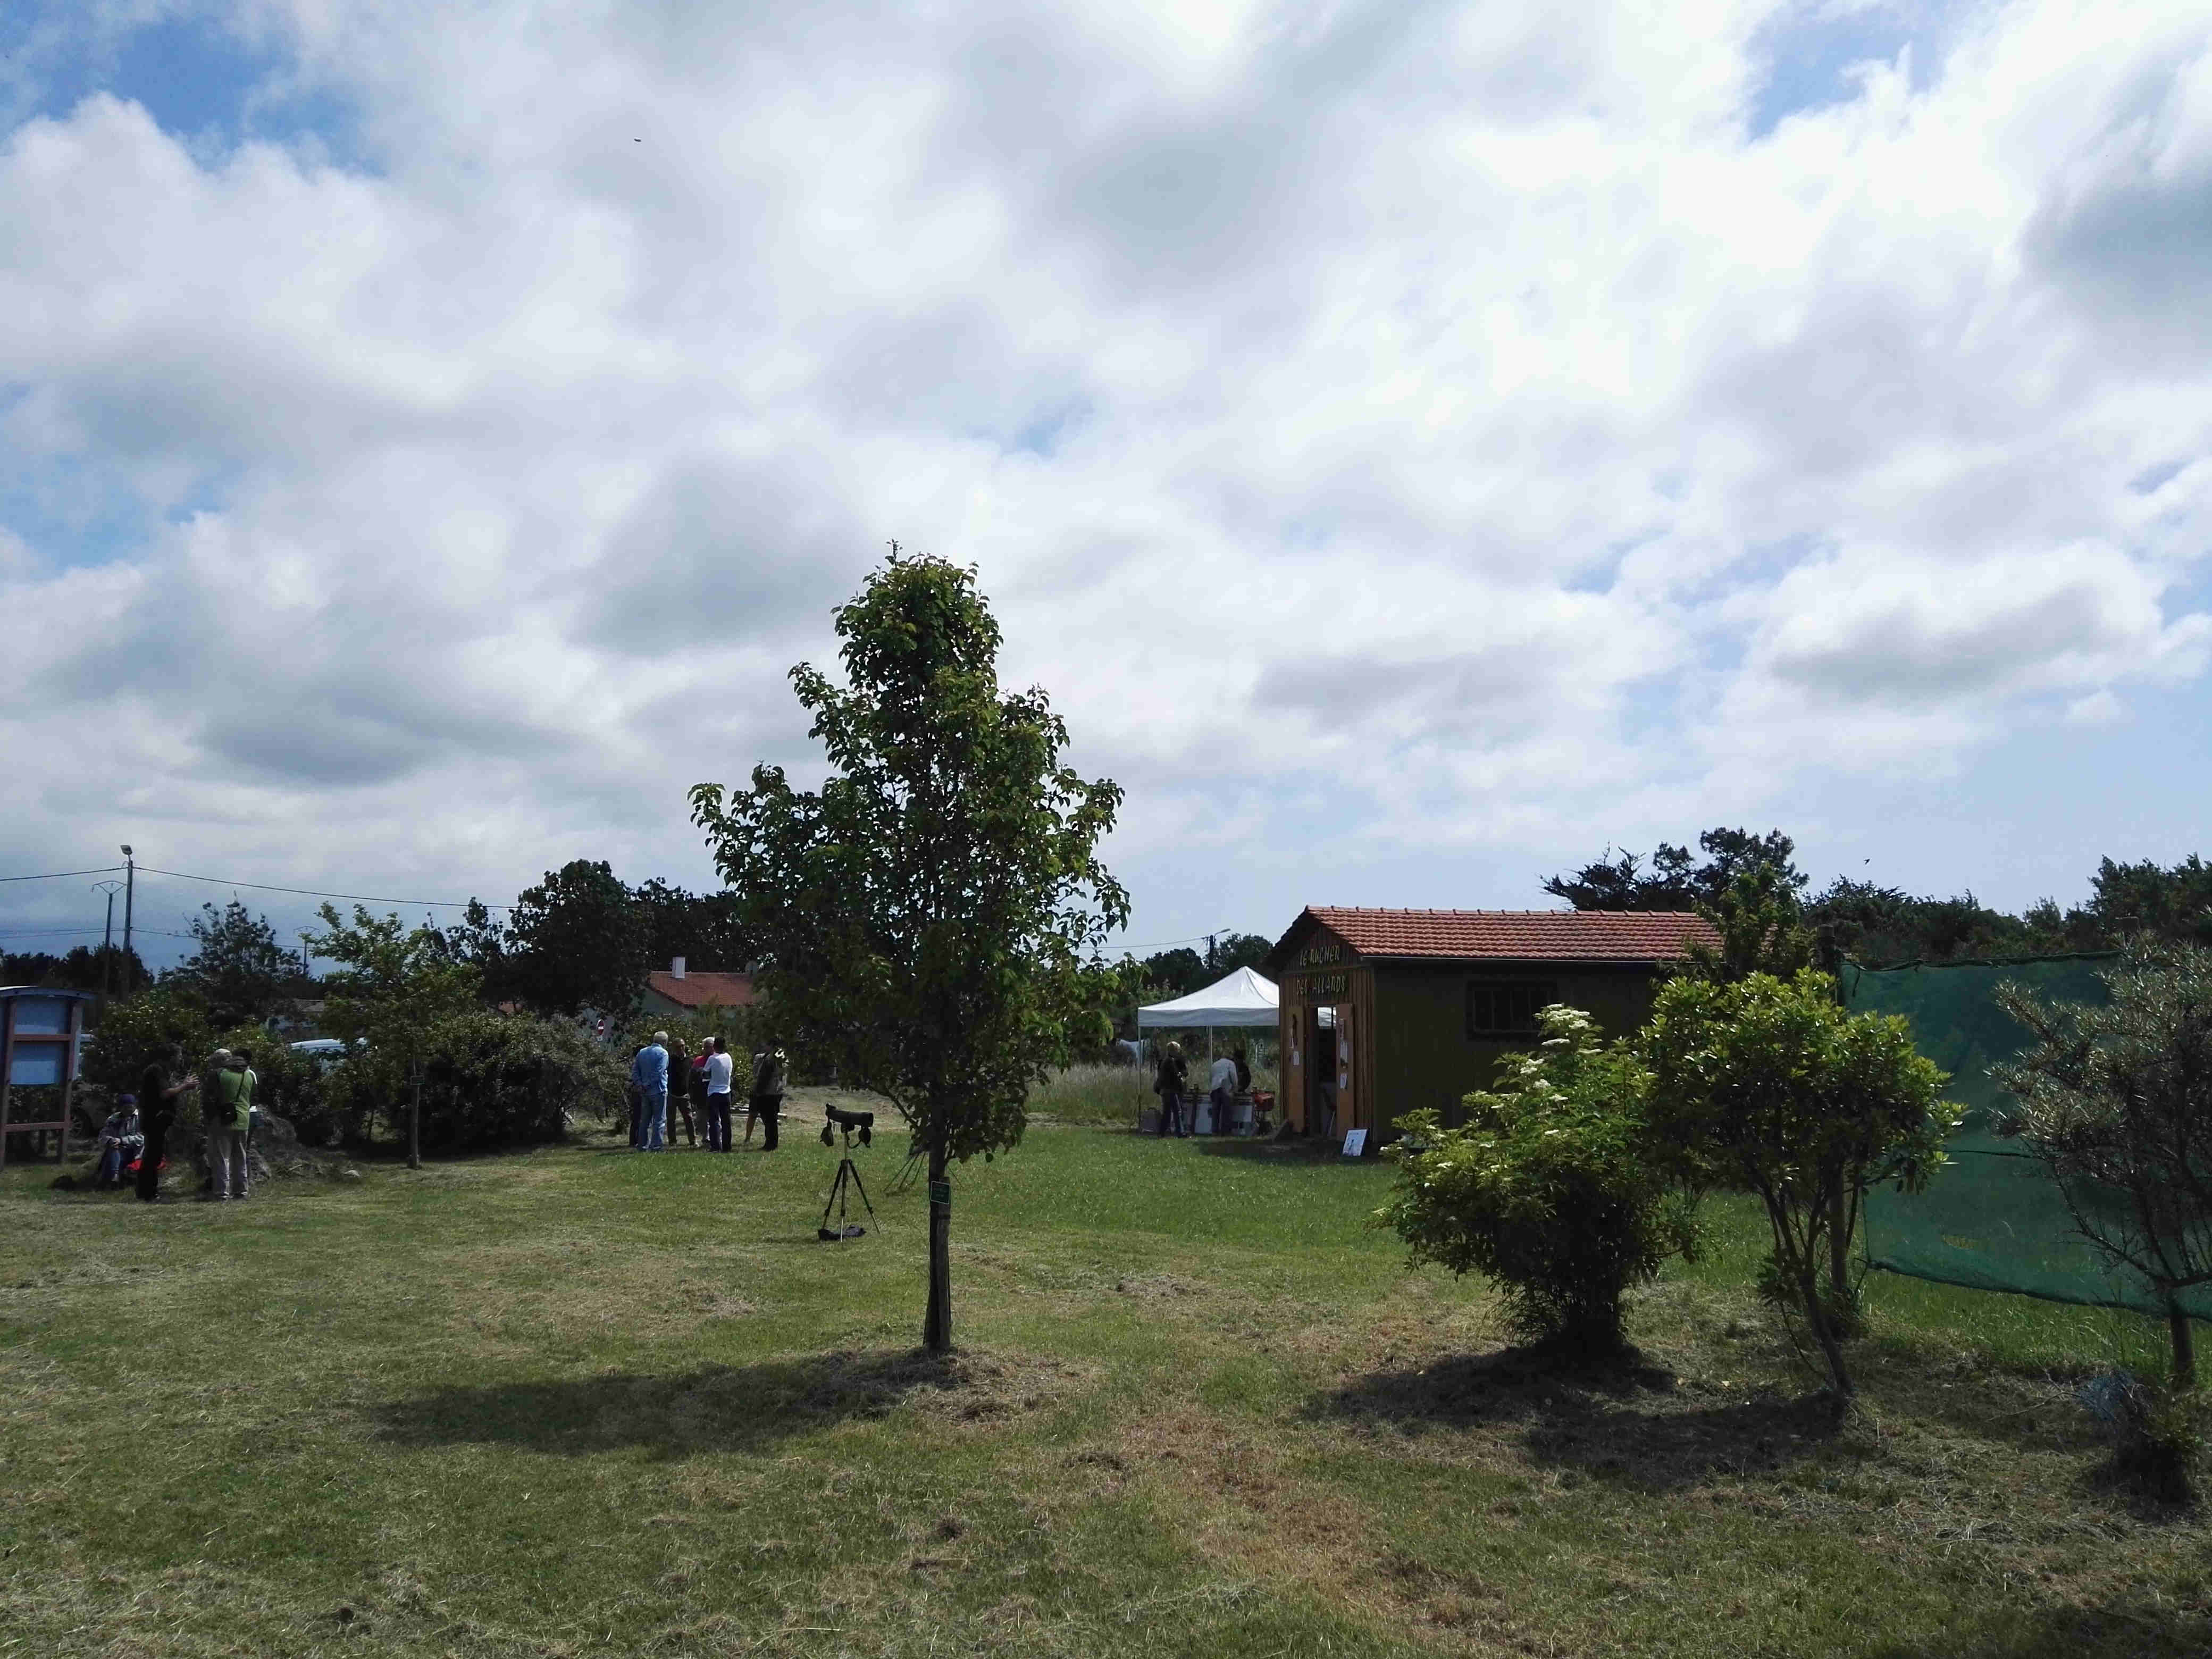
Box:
[2,1098,2206,1658]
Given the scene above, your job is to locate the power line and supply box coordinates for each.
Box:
[1116,924,1244,951]
[0,865,128,883]
[0,926,191,940]
[136,866,514,910]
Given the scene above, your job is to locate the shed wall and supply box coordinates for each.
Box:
[1369,963,1663,1135]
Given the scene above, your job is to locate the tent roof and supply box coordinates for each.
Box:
[1137,966,1279,1028]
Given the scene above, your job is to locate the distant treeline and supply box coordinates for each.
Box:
[1541,828,2211,965]
[1,942,149,995]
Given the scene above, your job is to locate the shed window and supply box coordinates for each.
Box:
[1466,980,1556,1037]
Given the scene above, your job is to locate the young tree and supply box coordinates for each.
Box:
[691,552,1126,1352]
[306,905,481,1169]
[1994,940,2212,1387]
[1642,969,1957,1398]
[1688,863,1815,983]
[1378,1006,1694,1353]
[169,899,298,1025]
[506,860,646,1019]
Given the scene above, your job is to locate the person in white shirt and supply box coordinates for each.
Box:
[1207,1053,1241,1136]
[703,1036,736,1152]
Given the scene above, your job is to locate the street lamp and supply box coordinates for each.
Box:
[119,847,135,998]
[92,879,123,1022]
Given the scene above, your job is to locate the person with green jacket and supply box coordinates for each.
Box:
[207,1050,254,1201]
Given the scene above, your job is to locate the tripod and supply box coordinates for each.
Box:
[817,1126,878,1241]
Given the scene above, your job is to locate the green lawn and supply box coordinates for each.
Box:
[2,1111,2205,1657]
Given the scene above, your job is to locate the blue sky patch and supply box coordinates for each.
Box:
[1749,3,1935,139]
[3,3,365,168]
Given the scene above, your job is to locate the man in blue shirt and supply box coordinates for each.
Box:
[630,1033,671,1151]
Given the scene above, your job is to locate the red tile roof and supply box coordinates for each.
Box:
[644,970,758,1009]
[1284,908,1718,965]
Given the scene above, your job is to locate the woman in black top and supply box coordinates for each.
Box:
[135,1044,199,1202]
[1154,1042,1189,1138]
[747,1049,786,1151]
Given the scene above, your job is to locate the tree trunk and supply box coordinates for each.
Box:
[2169,1301,2197,1391]
[1824,1175,1863,1337]
[1798,1251,1854,1399]
[923,1134,952,1353]
[408,1062,422,1171]
[1826,1171,1850,1300]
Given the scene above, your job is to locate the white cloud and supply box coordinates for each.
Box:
[2,0,2210,959]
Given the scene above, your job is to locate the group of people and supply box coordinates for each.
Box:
[1150,1041,1251,1138]
[108,1043,259,1202]
[627,1033,787,1153]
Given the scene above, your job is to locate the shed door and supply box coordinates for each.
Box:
[1282,1007,1306,1133]
[1333,1001,1358,1137]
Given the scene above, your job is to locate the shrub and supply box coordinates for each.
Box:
[82,989,217,1108]
[320,1011,626,1151]
[415,1012,627,1150]
[1643,969,1956,1398]
[1377,1006,1692,1354]
[1995,939,2212,1393]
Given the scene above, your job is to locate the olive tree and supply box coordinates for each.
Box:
[691,552,1125,1352]
[1643,969,1956,1397]
[1995,940,2212,1388]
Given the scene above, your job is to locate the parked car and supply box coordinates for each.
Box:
[288,1037,364,1072]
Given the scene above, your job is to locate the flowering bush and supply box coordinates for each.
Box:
[1377,1006,1694,1352]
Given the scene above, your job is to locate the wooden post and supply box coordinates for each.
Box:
[408,1059,422,1170]
[0,996,15,1174]
[57,997,82,1164]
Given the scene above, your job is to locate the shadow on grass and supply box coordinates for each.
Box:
[1864,1602,2212,1658]
[1305,1343,1843,1490]
[1193,1136,1345,1164]
[375,1347,1077,1460]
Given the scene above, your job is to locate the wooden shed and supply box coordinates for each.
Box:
[1260,909,1717,1145]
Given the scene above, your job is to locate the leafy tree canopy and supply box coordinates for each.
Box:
[163,899,301,1025]
[1542,827,1802,912]
[306,904,481,1067]
[502,860,645,1018]
[692,551,1126,1350]
[1642,969,1957,1397]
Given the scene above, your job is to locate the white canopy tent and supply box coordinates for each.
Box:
[1136,966,1278,1030]
[1135,967,1280,1133]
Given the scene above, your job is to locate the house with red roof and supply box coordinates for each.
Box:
[1259,908,1718,1146]
[639,958,758,1021]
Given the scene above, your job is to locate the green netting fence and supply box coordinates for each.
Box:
[1844,953,2212,1320]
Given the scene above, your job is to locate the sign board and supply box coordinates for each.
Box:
[1341,1129,1368,1158]
[928,1180,951,1206]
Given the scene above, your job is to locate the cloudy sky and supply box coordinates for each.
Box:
[2,0,2208,970]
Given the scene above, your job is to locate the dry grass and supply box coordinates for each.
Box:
[2,1122,2207,1657]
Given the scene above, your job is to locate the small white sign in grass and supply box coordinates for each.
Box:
[1341,1129,1367,1158]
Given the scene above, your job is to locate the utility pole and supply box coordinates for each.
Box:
[93,881,123,1025]
[119,846,135,999]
